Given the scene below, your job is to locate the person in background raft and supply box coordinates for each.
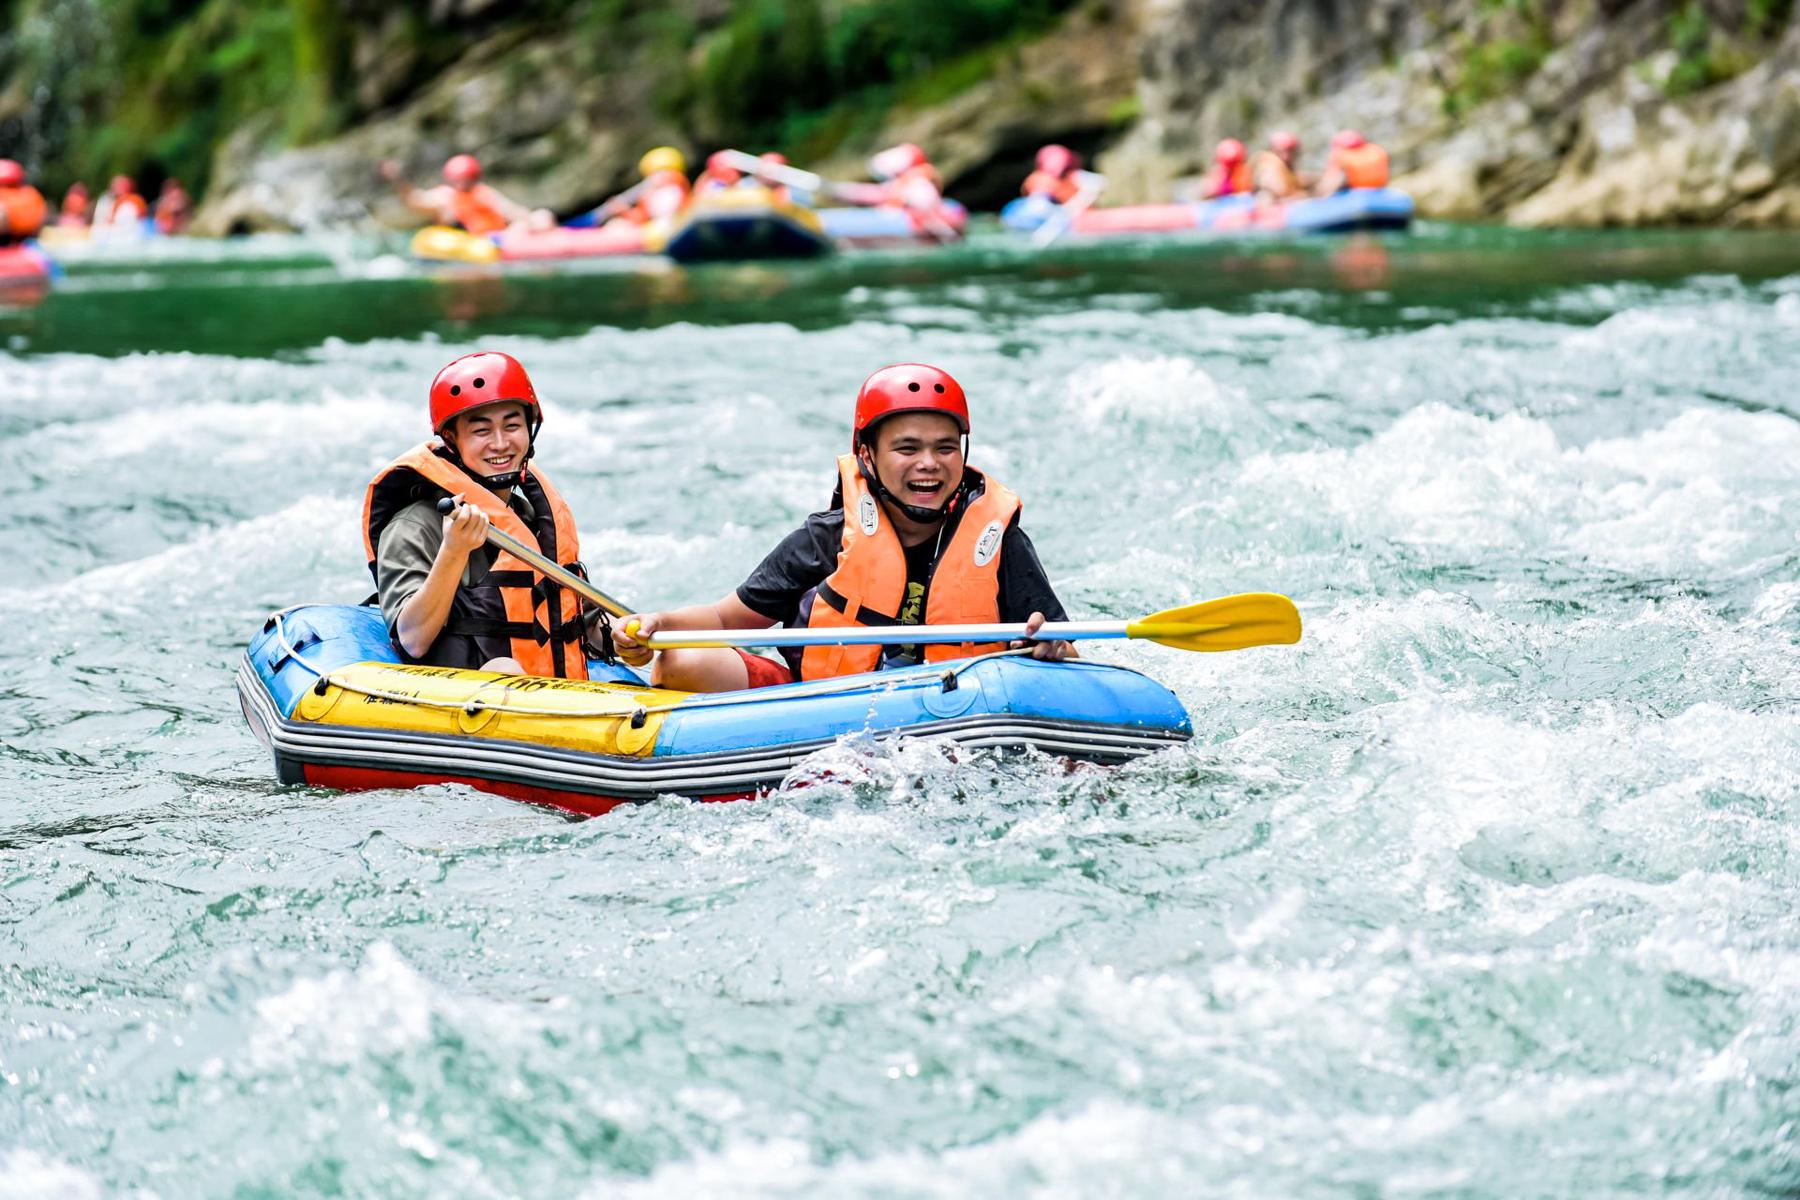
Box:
[691,150,744,197]
[1250,131,1308,201]
[1022,144,1083,204]
[91,175,149,232]
[154,177,192,236]
[599,147,691,228]
[1200,139,1253,199]
[0,161,47,245]
[379,155,553,236]
[617,364,1073,691]
[1314,130,1389,194]
[58,181,91,229]
[364,351,633,678]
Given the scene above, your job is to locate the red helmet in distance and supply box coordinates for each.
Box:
[429,351,541,435]
[1270,130,1300,154]
[1331,129,1366,150]
[1215,138,1247,165]
[443,154,483,184]
[852,364,969,450]
[0,160,24,188]
[1035,144,1080,176]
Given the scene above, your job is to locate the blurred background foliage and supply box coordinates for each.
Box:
[0,0,1080,198]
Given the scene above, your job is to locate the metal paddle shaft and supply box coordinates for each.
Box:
[435,497,632,618]
[634,593,1303,655]
[641,620,1125,651]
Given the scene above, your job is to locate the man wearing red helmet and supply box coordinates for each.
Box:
[0,160,46,245]
[363,351,620,677]
[1250,131,1307,201]
[1314,130,1389,195]
[378,154,552,236]
[618,364,1073,692]
[91,175,148,233]
[1022,144,1083,205]
[1200,139,1253,200]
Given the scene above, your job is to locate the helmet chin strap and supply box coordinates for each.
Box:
[856,444,964,526]
[445,419,538,494]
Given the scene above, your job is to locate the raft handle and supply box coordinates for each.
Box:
[940,670,958,694]
[312,677,331,697]
[629,708,648,729]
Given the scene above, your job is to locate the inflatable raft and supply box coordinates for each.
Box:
[1001,187,1414,238]
[238,604,1193,816]
[664,189,831,263]
[817,201,969,247]
[0,242,55,285]
[410,222,653,265]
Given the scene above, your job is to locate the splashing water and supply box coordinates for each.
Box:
[0,228,1796,1196]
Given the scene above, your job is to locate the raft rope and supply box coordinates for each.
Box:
[269,610,1034,726]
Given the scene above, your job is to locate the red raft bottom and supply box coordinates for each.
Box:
[303,764,753,817]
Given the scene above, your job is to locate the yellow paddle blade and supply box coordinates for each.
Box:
[1124,592,1302,652]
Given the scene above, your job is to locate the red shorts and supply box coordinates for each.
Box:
[737,649,794,689]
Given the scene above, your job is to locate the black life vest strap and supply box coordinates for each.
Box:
[816,581,903,628]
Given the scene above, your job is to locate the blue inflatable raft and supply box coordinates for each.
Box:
[238,605,1194,816]
[1001,187,1414,238]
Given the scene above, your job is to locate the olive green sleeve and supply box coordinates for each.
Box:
[374,501,447,634]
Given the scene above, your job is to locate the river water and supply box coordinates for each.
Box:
[1,225,1797,1197]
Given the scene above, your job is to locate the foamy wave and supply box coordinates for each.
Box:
[1228,403,1800,575]
[0,1150,109,1200]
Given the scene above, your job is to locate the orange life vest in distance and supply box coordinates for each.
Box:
[1206,162,1253,197]
[1331,143,1389,189]
[1021,170,1080,204]
[0,187,46,239]
[801,454,1021,681]
[449,184,510,236]
[362,443,589,680]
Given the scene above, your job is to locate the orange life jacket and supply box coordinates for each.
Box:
[363,443,589,679]
[101,193,148,226]
[1205,162,1253,198]
[449,184,509,236]
[1022,171,1080,204]
[0,187,46,239]
[1331,143,1389,190]
[801,454,1020,681]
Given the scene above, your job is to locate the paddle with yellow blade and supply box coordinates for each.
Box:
[627,593,1302,655]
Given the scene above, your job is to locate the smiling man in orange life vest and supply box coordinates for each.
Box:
[380,155,554,236]
[617,364,1074,692]
[364,352,636,678]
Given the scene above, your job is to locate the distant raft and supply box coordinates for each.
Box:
[409,222,652,265]
[816,201,969,248]
[238,604,1193,817]
[1001,187,1415,238]
[663,189,832,263]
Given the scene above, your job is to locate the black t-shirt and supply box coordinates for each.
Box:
[736,499,1068,671]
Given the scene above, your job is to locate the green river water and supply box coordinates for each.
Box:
[0,223,1797,1197]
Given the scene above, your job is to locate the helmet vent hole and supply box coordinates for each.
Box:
[907,382,920,392]
[449,385,461,396]
[473,378,485,388]
[933,384,945,393]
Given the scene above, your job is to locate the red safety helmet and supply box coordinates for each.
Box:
[852,364,969,449]
[1215,138,1247,165]
[443,154,483,184]
[0,160,24,188]
[759,151,788,166]
[1332,129,1366,150]
[1270,130,1300,154]
[429,351,541,435]
[1035,144,1080,177]
[110,174,135,196]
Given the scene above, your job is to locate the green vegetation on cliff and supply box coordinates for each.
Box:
[0,0,1077,200]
